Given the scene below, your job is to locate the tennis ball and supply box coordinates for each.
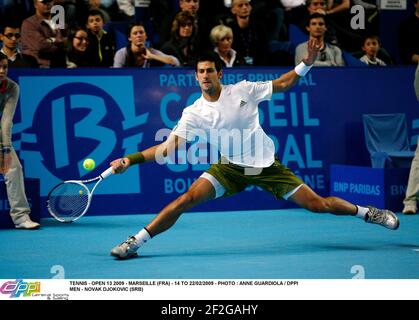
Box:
[83,158,95,171]
[79,190,84,195]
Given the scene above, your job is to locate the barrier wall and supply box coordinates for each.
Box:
[8,66,418,217]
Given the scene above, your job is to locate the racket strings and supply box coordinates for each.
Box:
[48,183,89,221]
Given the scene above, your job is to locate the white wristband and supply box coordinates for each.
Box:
[294,62,313,77]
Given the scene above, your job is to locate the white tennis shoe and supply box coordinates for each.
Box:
[110,236,139,259]
[365,206,399,230]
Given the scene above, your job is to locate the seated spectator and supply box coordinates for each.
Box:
[295,13,345,66]
[21,0,67,68]
[161,11,199,67]
[86,9,116,67]
[305,0,338,45]
[226,0,269,66]
[0,22,38,68]
[397,0,419,65]
[66,27,93,68]
[179,0,214,52]
[307,0,326,14]
[210,24,245,67]
[85,0,113,23]
[113,23,180,67]
[359,35,386,66]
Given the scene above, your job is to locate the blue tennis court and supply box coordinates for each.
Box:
[1,209,418,279]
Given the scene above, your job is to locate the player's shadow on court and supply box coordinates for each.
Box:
[118,241,390,260]
[40,219,114,229]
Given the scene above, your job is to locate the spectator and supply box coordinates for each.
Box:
[86,9,116,67]
[359,35,386,66]
[0,23,39,68]
[179,0,214,52]
[161,11,199,67]
[81,0,112,23]
[295,13,345,66]
[305,0,339,45]
[66,27,93,67]
[210,24,245,67]
[156,0,214,52]
[21,0,67,68]
[227,0,269,66]
[113,23,180,67]
[307,0,326,14]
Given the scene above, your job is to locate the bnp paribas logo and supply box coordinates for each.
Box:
[0,280,41,298]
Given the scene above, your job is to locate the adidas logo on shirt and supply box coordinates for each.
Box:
[239,100,247,107]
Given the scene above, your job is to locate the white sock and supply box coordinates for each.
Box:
[134,228,151,246]
[355,206,369,220]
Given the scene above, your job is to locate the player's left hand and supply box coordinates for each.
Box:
[303,38,321,66]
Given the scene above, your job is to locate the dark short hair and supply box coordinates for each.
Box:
[307,12,326,26]
[0,21,21,34]
[87,9,105,21]
[126,22,145,38]
[195,51,223,72]
[363,34,381,45]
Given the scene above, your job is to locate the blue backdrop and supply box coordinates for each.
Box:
[8,66,418,217]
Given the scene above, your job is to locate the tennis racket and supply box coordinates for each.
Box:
[47,166,114,223]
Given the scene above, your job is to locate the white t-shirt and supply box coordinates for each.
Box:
[172,80,275,168]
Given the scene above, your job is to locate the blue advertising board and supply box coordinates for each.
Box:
[330,165,410,212]
[8,67,418,217]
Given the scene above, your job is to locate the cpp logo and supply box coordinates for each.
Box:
[0,280,41,298]
[17,76,147,196]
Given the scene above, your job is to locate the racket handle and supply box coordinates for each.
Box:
[101,167,114,179]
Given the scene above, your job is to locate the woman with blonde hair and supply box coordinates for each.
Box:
[210,24,245,67]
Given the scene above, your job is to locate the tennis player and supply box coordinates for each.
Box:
[0,52,40,229]
[109,40,399,259]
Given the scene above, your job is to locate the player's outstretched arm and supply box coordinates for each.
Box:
[272,38,320,93]
[110,134,186,174]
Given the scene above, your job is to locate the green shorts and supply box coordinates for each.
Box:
[203,158,304,199]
